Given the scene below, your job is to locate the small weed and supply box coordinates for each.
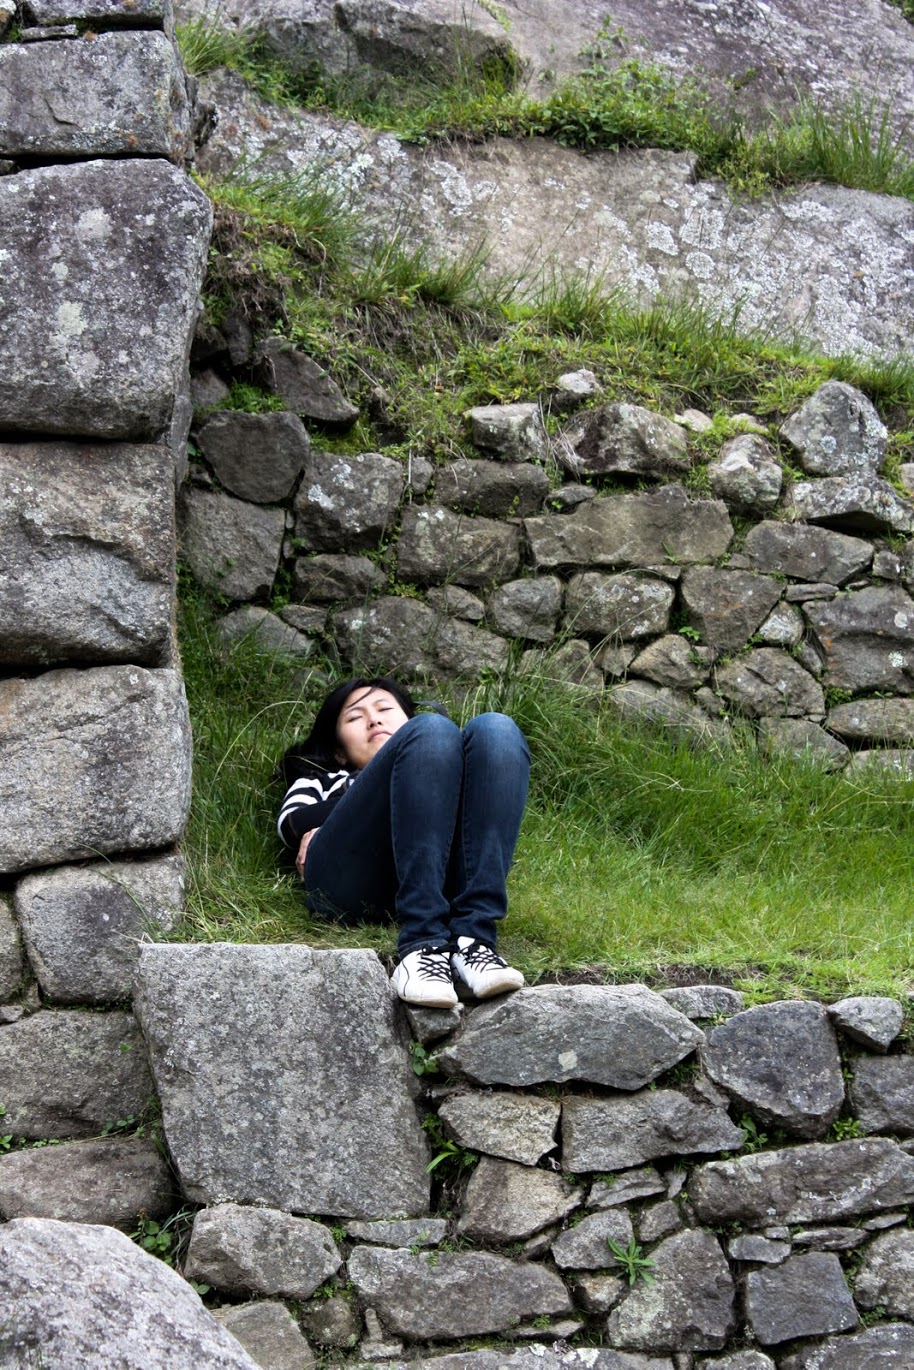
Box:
[739,1115,769,1153]
[421,1114,477,1177]
[607,1236,656,1285]
[410,1041,440,1076]
[831,1117,864,1141]
[131,1208,203,1289]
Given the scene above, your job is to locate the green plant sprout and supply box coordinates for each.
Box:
[607,1237,656,1285]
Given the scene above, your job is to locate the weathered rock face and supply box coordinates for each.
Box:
[551,1207,634,1270]
[438,1090,560,1166]
[708,434,782,515]
[606,1229,735,1351]
[436,456,549,519]
[0,1138,173,1228]
[257,336,359,424]
[853,1228,914,1319]
[179,486,285,600]
[779,1324,914,1370]
[0,896,26,1001]
[0,31,191,161]
[347,1245,572,1339]
[197,410,310,503]
[486,577,562,643]
[0,441,175,667]
[294,449,404,552]
[804,585,914,694]
[185,1203,342,1297]
[714,648,825,720]
[828,996,904,1051]
[0,1009,153,1138]
[557,402,689,480]
[849,1056,914,1136]
[134,944,430,1217]
[561,1089,745,1171]
[745,1252,857,1345]
[680,568,782,653]
[334,596,510,679]
[458,1157,582,1242]
[217,605,314,657]
[789,477,914,536]
[213,1301,316,1370]
[0,666,191,875]
[565,572,675,640]
[292,553,386,603]
[0,1219,260,1369]
[14,853,184,1003]
[742,521,872,584]
[397,504,522,587]
[780,382,887,478]
[466,403,549,464]
[0,159,211,439]
[24,0,174,28]
[437,985,703,1088]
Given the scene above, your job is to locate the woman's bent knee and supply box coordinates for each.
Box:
[464,712,529,756]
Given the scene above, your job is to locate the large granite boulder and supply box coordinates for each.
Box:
[0,159,211,439]
[347,1246,572,1339]
[0,31,191,161]
[197,410,310,503]
[0,1137,173,1228]
[437,985,703,1088]
[690,1138,914,1225]
[0,1009,153,1138]
[780,382,887,478]
[606,1229,735,1352]
[701,1001,844,1138]
[0,441,175,668]
[333,596,510,679]
[803,585,914,694]
[525,485,732,571]
[179,487,285,601]
[0,666,191,875]
[185,1203,342,1297]
[14,853,184,1004]
[294,449,404,552]
[396,504,521,587]
[134,944,430,1217]
[0,1218,260,1369]
[561,1089,745,1171]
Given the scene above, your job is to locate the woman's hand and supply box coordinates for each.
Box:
[295,828,319,880]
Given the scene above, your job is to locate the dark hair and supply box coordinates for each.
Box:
[277,676,417,784]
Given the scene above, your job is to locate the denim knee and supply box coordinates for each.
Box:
[463,712,529,759]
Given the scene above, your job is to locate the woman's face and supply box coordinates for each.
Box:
[335,686,410,770]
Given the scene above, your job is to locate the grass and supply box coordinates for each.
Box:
[176,590,914,1002]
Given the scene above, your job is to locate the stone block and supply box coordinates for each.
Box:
[0,896,26,1001]
[134,944,430,1217]
[436,456,548,517]
[565,572,674,639]
[780,382,887,477]
[804,584,914,694]
[0,666,191,875]
[185,1204,341,1298]
[0,32,190,161]
[606,1229,735,1352]
[0,440,175,668]
[294,449,403,552]
[457,1157,582,1242]
[0,160,211,440]
[437,1090,559,1165]
[0,1137,173,1227]
[849,1056,914,1135]
[562,1090,744,1171]
[179,487,284,601]
[396,504,521,588]
[213,1302,315,1370]
[197,410,310,503]
[558,402,689,480]
[745,1252,857,1344]
[333,596,509,680]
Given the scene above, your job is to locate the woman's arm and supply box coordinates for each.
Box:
[277,770,351,849]
[295,827,319,878]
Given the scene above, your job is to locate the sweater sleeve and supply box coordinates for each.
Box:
[277,769,352,848]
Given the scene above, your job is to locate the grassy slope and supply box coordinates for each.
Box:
[175,21,914,1003]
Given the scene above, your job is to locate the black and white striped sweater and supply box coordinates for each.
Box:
[277,764,356,849]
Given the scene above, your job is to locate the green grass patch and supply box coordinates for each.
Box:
[177,592,914,1000]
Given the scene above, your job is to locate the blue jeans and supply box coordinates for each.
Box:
[304,712,530,955]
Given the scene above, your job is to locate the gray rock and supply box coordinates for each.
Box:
[873,547,905,580]
[588,1169,666,1209]
[804,585,914,694]
[403,1002,463,1043]
[0,440,175,668]
[396,504,521,587]
[756,718,849,768]
[466,403,549,464]
[557,402,689,480]
[707,435,782,514]
[789,476,914,535]
[191,369,231,413]
[845,748,914,777]
[637,1200,682,1244]
[605,681,730,747]
[680,568,782,653]
[347,1245,571,1339]
[690,1138,914,1225]
[134,944,430,1216]
[258,337,358,425]
[743,521,872,585]
[551,1208,634,1270]
[727,1235,790,1264]
[435,457,549,518]
[658,986,744,1019]
[525,638,605,697]
[294,450,403,552]
[702,1001,844,1138]
[570,1273,627,1314]
[828,996,904,1050]
[701,1355,775,1370]
[185,1204,341,1297]
[0,31,190,161]
[779,1324,914,1370]
[424,585,486,622]
[280,604,329,634]
[745,1252,856,1345]
[784,582,840,602]
[0,665,191,874]
[24,0,172,26]
[299,1294,361,1349]
[437,1091,560,1165]
[412,1352,672,1370]
[565,573,675,640]
[525,485,732,572]
[458,1157,583,1241]
[628,635,713,690]
[0,1009,152,1138]
[549,483,597,510]
[0,1219,260,1368]
[345,1218,448,1247]
[780,382,887,478]
[437,985,703,1088]
[14,853,184,1004]
[213,1302,315,1370]
[551,369,600,411]
[197,410,310,503]
[217,607,314,657]
[292,553,386,603]
[792,1226,867,1251]
[606,1229,735,1352]
[179,487,284,600]
[0,896,25,1001]
[0,159,210,440]
[714,649,825,720]
[562,1090,744,1171]
[333,597,509,680]
[849,1056,914,1136]
[486,577,562,643]
[826,698,914,744]
[754,602,805,649]
[0,1137,173,1228]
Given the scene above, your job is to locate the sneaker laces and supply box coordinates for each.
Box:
[415,948,453,982]
[459,940,508,971]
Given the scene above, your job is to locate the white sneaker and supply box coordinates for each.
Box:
[451,937,525,999]
[391,947,458,1008]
